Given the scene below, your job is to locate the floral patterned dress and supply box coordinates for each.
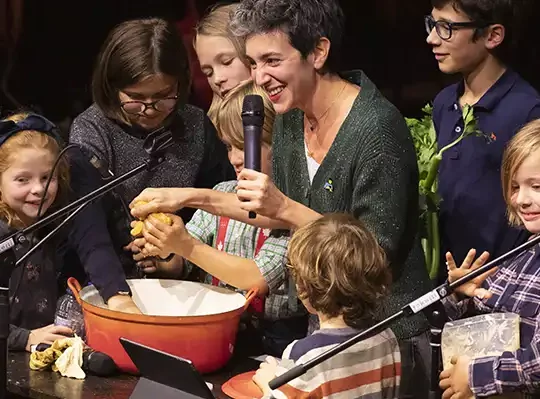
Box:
[0,221,60,350]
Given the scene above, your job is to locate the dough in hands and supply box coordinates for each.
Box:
[130,200,172,237]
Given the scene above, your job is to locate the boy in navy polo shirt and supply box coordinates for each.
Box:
[426,0,540,277]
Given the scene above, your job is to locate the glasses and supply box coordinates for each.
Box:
[424,15,490,40]
[121,96,179,115]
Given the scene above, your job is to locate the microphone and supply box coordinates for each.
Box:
[32,343,118,376]
[242,95,264,219]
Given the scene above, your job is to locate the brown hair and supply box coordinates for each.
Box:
[215,80,274,149]
[288,213,391,328]
[501,119,540,226]
[430,0,516,63]
[230,0,345,74]
[0,113,70,228]
[92,18,191,124]
[194,3,248,124]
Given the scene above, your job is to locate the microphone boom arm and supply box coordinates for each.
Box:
[0,151,166,260]
[268,234,540,391]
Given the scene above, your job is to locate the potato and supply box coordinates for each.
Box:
[130,221,144,237]
[130,201,172,237]
[152,213,172,225]
[133,200,148,208]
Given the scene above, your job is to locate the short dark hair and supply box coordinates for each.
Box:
[287,213,391,329]
[431,0,516,61]
[230,0,344,73]
[92,18,191,123]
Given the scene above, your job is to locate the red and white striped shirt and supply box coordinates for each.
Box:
[270,327,401,399]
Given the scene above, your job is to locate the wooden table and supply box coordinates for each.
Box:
[6,351,260,399]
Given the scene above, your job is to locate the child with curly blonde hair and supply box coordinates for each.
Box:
[254,213,401,398]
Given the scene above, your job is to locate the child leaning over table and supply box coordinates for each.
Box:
[130,80,306,357]
[439,119,540,398]
[253,213,401,399]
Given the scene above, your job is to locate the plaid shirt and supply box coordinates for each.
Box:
[185,180,301,320]
[444,241,540,397]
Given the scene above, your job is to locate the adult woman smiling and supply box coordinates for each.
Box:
[131,1,432,395]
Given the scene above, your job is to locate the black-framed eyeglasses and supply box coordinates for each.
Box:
[120,96,179,115]
[424,15,491,40]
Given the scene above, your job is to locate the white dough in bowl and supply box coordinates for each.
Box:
[79,279,247,317]
[128,279,246,316]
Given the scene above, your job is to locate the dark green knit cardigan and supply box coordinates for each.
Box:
[272,70,432,340]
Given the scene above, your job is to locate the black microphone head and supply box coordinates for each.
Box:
[242,94,264,127]
[83,350,118,376]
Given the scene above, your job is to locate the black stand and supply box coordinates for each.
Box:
[268,234,540,391]
[424,302,446,398]
[0,128,172,399]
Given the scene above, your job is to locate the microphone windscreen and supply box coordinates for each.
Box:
[83,350,118,376]
[242,95,264,127]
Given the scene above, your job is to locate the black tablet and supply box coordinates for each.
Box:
[120,337,216,399]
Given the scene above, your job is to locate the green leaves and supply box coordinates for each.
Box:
[406,104,441,279]
[407,102,493,280]
[405,104,438,193]
[462,104,495,144]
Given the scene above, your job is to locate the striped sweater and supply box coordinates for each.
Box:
[269,327,401,399]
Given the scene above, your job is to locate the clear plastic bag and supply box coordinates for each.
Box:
[442,312,520,369]
[442,313,522,399]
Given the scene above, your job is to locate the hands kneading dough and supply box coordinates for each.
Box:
[130,201,172,237]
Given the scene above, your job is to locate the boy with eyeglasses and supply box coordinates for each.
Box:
[425,0,540,282]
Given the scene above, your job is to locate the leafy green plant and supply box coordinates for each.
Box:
[406,104,494,279]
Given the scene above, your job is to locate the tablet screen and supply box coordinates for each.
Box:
[120,338,215,399]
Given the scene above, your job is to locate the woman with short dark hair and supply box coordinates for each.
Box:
[231,2,433,396]
[69,18,234,277]
[130,1,432,396]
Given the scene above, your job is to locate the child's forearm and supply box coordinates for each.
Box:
[9,325,30,352]
[177,236,268,295]
[468,343,540,395]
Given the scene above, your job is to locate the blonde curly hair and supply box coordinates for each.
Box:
[288,213,391,328]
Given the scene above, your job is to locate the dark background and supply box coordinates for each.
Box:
[1,0,539,127]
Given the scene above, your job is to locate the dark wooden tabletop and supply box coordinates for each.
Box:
[6,351,260,399]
